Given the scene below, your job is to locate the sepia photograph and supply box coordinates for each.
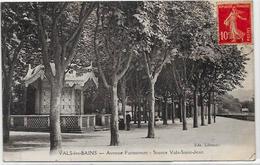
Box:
[1,0,256,162]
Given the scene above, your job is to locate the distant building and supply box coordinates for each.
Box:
[241,108,249,113]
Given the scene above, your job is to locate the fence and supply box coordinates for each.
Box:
[95,114,111,129]
[10,114,98,133]
[217,113,255,121]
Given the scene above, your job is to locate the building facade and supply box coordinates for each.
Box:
[10,63,111,133]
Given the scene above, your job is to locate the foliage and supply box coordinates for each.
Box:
[218,94,242,114]
[1,3,39,84]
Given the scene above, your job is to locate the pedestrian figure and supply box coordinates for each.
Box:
[119,113,125,130]
[126,113,131,131]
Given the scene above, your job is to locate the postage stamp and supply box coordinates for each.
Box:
[217,2,252,45]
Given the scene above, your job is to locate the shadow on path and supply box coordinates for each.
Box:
[4,132,102,152]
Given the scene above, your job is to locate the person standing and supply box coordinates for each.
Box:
[126,113,131,131]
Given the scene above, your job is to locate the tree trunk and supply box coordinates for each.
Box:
[179,97,183,122]
[144,99,147,123]
[163,97,168,125]
[186,105,190,118]
[158,99,161,118]
[200,94,205,126]
[193,89,198,128]
[134,102,137,124]
[213,103,216,123]
[137,96,141,128]
[181,92,187,130]
[49,80,63,153]
[205,107,207,119]
[171,96,175,124]
[208,92,211,124]
[120,79,127,130]
[131,103,134,121]
[110,83,119,146]
[169,101,172,120]
[23,86,28,114]
[2,37,23,144]
[212,91,216,123]
[189,105,192,118]
[3,79,12,144]
[147,80,155,138]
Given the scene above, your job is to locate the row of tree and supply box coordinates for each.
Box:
[2,1,248,153]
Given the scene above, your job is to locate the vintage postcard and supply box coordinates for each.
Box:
[1,0,256,162]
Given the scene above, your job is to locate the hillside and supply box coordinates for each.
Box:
[229,89,254,101]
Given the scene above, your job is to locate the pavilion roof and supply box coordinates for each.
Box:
[22,63,98,88]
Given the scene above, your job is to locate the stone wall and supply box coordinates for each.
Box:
[40,87,78,114]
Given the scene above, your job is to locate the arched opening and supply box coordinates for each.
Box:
[83,79,98,114]
[26,85,36,115]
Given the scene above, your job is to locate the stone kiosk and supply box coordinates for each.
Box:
[10,63,111,133]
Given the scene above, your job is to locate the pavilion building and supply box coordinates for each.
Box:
[10,63,111,133]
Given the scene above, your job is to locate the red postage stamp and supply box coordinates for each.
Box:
[217,2,252,45]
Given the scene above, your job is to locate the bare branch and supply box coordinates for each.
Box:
[51,3,68,65]
[101,15,113,60]
[117,52,133,80]
[10,40,24,67]
[171,62,182,95]
[1,40,8,80]
[2,35,11,71]
[115,53,122,73]
[64,3,95,48]
[35,5,54,80]
[93,4,110,89]
[143,52,151,78]
[56,2,68,19]
[64,3,96,66]
[153,48,169,81]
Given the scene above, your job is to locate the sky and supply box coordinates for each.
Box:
[229,45,254,101]
[238,45,254,90]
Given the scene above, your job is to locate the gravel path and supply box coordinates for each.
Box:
[3,117,255,161]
